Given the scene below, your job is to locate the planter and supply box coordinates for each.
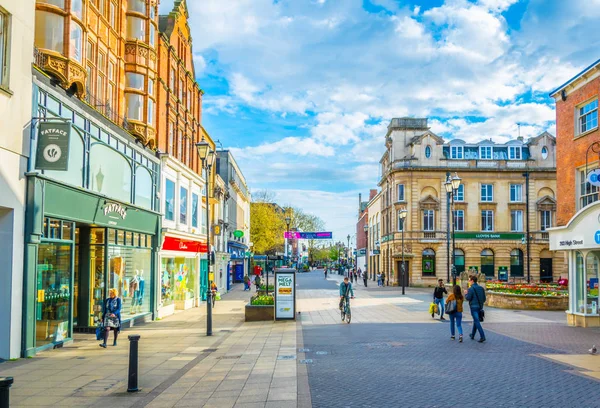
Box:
[245,303,274,322]
[157,303,176,319]
[487,292,568,311]
[175,298,194,310]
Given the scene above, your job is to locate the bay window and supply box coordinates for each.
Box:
[126,16,145,41]
[125,93,143,120]
[35,11,64,53]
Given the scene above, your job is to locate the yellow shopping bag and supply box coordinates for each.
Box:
[429,302,437,315]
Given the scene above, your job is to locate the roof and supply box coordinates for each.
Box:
[549,58,600,97]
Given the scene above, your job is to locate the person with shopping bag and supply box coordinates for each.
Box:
[99,288,121,348]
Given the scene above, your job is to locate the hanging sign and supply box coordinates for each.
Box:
[284,231,332,239]
[35,121,72,171]
[274,268,296,320]
[233,230,244,238]
[587,169,600,187]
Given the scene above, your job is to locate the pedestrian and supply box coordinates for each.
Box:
[99,288,121,348]
[243,275,251,291]
[324,267,328,279]
[363,270,368,287]
[354,270,358,282]
[433,279,448,320]
[210,281,218,308]
[255,274,261,292]
[381,271,386,287]
[446,285,464,342]
[377,273,382,286]
[465,275,487,343]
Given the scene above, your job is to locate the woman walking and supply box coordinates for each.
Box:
[100,288,121,348]
[446,285,464,342]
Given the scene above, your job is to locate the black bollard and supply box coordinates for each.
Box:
[127,335,141,393]
[0,377,14,408]
[206,289,213,336]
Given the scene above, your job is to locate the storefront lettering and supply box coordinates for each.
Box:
[179,241,188,250]
[104,203,127,220]
[559,239,584,247]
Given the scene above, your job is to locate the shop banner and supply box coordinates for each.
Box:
[162,236,208,253]
[454,232,524,240]
[275,269,296,320]
[35,121,71,171]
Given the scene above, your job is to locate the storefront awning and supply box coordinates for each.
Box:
[548,201,600,251]
[162,236,208,253]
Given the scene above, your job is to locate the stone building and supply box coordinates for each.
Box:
[548,58,600,327]
[378,117,564,287]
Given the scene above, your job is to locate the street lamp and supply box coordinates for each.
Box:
[399,207,407,295]
[364,224,368,281]
[347,234,351,277]
[195,140,215,336]
[445,172,462,286]
[284,216,291,265]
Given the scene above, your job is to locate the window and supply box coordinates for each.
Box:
[192,193,199,228]
[168,122,174,154]
[509,146,522,160]
[201,206,207,235]
[149,24,155,47]
[397,210,405,231]
[125,72,144,90]
[540,210,552,231]
[109,2,116,26]
[0,10,8,87]
[425,145,431,158]
[510,184,522,202]
[147,99,154,126]
[148,78,154,96]
[422,248,435,276]
[397,184,405,201]
[579,99,598,134]
[72,0,83,18]
[128,0,146,14]
[479,146,492,160]
[454,249,465,275]
[35,11,64,53]
[134,167,152,210]
[453,184,464,202]
[179,78,183,100]
[89,143,131,203]
[481,249,494,277]
[107,61,116,111]
[541,146,548,160]
[96,52,105,102]
[453,210,464,231]
[450,146,463,159]
[511,210,523,232]
[510,249,524,277]
[180,187,188,224]
[169,67,175,90]
[126,16,145,40]
[423,210,434,231]
[480,184,493,202]
[481,210,494,231]
[165,179,175,221]
[580,170,599,209]
[125,94,143,120]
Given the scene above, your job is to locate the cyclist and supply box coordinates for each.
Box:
[339,277,355,311]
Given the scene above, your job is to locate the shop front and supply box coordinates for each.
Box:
[549,201,600,327]
[158,236,207,318]
[228,241,247,291]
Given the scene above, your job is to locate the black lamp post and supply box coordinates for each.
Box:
[195,140,215,336]
[444,172,462,286]
[346,234,351,277]
[399,207,407,295]
[285,216,291,266]
[364,224,368,278]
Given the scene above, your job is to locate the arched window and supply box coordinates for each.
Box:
[425,145,432,158]
[134,166,153,210]
[510,249,523,277]
[89,143,132,203]
[422,248,435,276]
[541,146,548,160]
[481,249,494,278]
[454,249,465,275]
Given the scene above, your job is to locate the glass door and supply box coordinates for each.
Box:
[90,228,106,326]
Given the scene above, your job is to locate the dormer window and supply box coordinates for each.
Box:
[479,146,492,160]
[425,145,432,158]
[450,146,463,159]
[541,146,548,160]
[509,146,522,160]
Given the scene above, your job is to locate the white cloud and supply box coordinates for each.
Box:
[230,137,335,159]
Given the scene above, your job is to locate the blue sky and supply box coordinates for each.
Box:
[160,0,599,244]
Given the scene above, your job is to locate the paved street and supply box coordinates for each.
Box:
[1,269,599,407]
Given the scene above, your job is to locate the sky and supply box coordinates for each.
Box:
[159,0,600,244]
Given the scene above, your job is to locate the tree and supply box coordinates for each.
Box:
[250,202,286,255]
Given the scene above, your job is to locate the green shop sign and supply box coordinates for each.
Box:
[454,232,524,240]
[35,121,71,171]
[233,230,244,238]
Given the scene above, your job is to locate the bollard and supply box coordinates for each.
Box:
[127,335,141,393]
[206,289,213,336]
[0,377,14,408]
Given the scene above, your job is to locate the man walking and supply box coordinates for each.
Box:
[465,275,487,343]
[433,279,448,320]
[381,271,386,287]
[363,270,368,287]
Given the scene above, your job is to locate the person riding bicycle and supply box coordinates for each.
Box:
[339,277,355,310]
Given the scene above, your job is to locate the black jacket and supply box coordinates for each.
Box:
[433,286,447,299]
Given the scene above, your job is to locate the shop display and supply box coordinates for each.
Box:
[160,257,197,307]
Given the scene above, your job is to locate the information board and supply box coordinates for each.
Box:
[284,231,332,239]
[274,269,296,320]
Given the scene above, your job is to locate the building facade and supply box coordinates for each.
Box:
[0,0,35,360]
[356,193,368,275]
[379,117,564,287]
[549,58,600,327]
[216,150,251,291]
[366,191,382,281]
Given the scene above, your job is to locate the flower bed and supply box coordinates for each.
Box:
[486,282,568,297]
[486,282,568,311]
[245,295,274,322]
[251,295,274,306]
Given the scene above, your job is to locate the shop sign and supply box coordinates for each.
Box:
[213,225,221,235]
[103,202,127,219]
[587,169,600,187]
[372,249,381,255]
[275,269,296,320]
[35,122,72,171]
[162,236,208,253]
[358,249,366,255]
[454,232,523,240]
[233,230,244,238]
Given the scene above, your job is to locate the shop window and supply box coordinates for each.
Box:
[165,179,175,221]
[586,253,599,315]
[35,11,64,53]
[192,193,199,228]
[161,257,197,307]
[480,249,494,278]
[36,242,72,347]
[454,249,465,275]
[510,249,523,277]
[45,131,85,188]
[89,241,105,326]
[135,167,153,210]
[126,16,145,41]
[108,246,151,318]
[89,143,132,203]
[575,252,585,313]
[422,248,435,276]
[180,186,188,225]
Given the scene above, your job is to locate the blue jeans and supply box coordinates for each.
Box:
[434,298,444,317]
[470,308,486,340]
[449,312,463,336]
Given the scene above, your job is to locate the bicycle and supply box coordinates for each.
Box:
[340,296,354,324]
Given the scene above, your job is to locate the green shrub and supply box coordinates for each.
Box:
[259,284,275,291]
[251,295,274,306]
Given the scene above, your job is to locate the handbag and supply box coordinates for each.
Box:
[104,315,119,328]
[446,299,457,314]
[215,292,221,301]
[472,287,485,322]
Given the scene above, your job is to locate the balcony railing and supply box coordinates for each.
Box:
[85,87,129,129]
[390,158,540,171]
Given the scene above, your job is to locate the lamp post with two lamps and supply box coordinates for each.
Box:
[195,140,216,336]
[444,172,462,286]
[285,216,291,266]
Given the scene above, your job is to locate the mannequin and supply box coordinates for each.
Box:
[136,270,145,313]
[130,270,140,314]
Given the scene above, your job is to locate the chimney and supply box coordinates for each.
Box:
[370,189,377,200]
[358,193,362,216]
